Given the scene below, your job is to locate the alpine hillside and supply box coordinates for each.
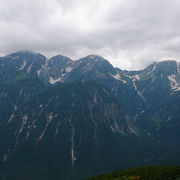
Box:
[0,51,180,179]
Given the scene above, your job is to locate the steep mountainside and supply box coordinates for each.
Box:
[1,51,180,179]
[126,60,180,109]
[0,51,46,85]
[0,81,142,180]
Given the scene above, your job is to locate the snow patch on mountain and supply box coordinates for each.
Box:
[132,74,141,80]
[110,126,115,133]
[27,64,32,73]
[49,77,63,84]
[71,126,75,168]
[19,60,27,70]
[151,63,157,72]
[14,105,18,111]
[16,114,28,145]
[8,114,14,123]
[110,73,127,84]
[177,62,180,74]
[132,78,146,102]
[127,119,140,137]
[88,55,103,59]
[3,153,7,162]
[55,121,61,137]
[37,69,41,77]
[168,75,180,91]
[37,113,53,142]
[65,66,72,73]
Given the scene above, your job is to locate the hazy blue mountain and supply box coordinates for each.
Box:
[38,54,77,85]
[126,60,180,109]
[0,51,146,117]
[1,51,180,179]
[0,81,142,180]
[63,55,146,117]
[0,51,46,85]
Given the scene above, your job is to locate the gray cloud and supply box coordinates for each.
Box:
[0,0,180,70]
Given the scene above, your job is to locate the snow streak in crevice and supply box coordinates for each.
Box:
[36,113,53,142]
[69,115,76,168]
[90,111,98,148]
[15,114,28,145]
[132,78,146,102]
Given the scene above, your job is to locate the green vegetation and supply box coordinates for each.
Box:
[1,52,180,180]
[85,166,180,180]
[13,72,29,82]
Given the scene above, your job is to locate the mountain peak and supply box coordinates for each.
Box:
[86,54,103,59]
[49,54,73,63]
[7,50,40,57]
[4,51,46,61]
[79,54,107,63]
[143,60,177,74]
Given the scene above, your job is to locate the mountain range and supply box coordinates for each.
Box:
[0,51,180,179]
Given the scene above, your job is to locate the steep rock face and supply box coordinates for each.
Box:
[0,81,140,180]
[66,55,116,82]
[48,55,76,82]
[0,76,45,124]
[135,91,180,165]
[0,51,76,86]
[38,55,77,85]
[137,91,180,136]
[65,55,146,117]
[0,51,46,85]
[0,52,146,117]
[126,61,180,108]
[1,52,180,141]
[1,51,180,179]
[1,52,180,138]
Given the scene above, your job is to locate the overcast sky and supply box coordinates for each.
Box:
[1,0,180,70]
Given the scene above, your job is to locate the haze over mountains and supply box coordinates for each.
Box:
[1,51,180,180]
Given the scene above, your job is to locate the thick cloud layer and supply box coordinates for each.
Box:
[1,0,180,70]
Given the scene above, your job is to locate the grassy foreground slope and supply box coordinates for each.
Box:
[85,165,180,180]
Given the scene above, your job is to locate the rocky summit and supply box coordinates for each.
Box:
[0,51,180,180]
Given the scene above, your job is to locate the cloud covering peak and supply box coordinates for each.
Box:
[1,0,180,70]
